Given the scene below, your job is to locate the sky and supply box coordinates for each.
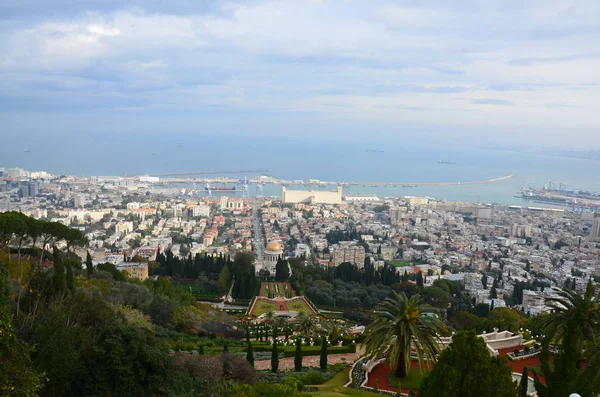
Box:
[1,0,599,147]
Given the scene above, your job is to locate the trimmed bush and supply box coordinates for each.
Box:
[283,345,355,358]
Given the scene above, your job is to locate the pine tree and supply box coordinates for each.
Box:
[294,337,302,372]
[320,337,328,371]
[85,250,94,277]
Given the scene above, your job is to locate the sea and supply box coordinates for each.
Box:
[3,133,600,207]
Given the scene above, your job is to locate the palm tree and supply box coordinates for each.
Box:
[539,280,600,352]
[534,282,600,397]
[296,312,318,336]
[265,310,275,323]
[364,291,444,378]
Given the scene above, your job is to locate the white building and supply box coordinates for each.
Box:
[343,194,380,202]
[219,196,244,210]
[115,221,134,236]
[74,194,86,208]
[590,214,600,241]
[190,205,211,217]
[282,186,342,204]
[294,243,311,258]
[260,241,284,275]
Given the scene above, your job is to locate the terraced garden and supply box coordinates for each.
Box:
[260,282,295,298]
[286,298,315,315]
[252,300,277,316]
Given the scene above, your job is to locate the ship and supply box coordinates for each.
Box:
[437,160,456,165]
[205,185,238,192]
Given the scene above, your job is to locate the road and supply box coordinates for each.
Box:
[251,200,265,271]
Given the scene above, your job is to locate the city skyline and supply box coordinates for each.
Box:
[1,1,600,147]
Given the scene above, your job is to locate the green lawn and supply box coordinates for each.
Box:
[252,301,277,316]
[390,260,412,268]
[309,368,380,397]
[287,299,313,314]
[388,367,431,389]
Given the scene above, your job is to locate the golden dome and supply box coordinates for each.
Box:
[266,241,282,251]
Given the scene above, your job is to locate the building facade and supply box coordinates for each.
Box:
[331,244,366,268]
[282,186,342,204]
[590,213,600,241]
[116,262,149,280]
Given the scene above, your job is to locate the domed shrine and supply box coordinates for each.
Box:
[263,240,283,275]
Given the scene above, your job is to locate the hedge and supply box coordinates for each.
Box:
[283,345,355,358]
[249,343,355,357]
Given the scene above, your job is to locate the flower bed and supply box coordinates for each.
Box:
[508,345,542,361]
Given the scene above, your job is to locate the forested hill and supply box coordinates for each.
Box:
[0,212,263,396]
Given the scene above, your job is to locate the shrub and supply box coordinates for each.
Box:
[327,363,348,373]
[524,346,531,353]
[513,349,519,356]
[221,352,257,384]
[291,370,326,385]
[174,354,223,383]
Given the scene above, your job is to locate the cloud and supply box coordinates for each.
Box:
[510,52,600,66]
[0,0,599,145]
[546,102,575,109]
[470,99,514,106]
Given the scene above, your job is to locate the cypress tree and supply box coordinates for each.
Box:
[320,337,328,371]
[198,345,204,355]
[223,341,229,353]
[246,340,255,367]
[294,338,302,372]
[66,262,74,293]
[85,250,94,277]
[271,335,279,373]
[416,272,424,288]
[52,247,66,294]
[519,367,528,397]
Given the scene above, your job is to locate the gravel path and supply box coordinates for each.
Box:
[254,352,360,371]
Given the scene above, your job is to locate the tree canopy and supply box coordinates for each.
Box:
[419,330,517,397]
